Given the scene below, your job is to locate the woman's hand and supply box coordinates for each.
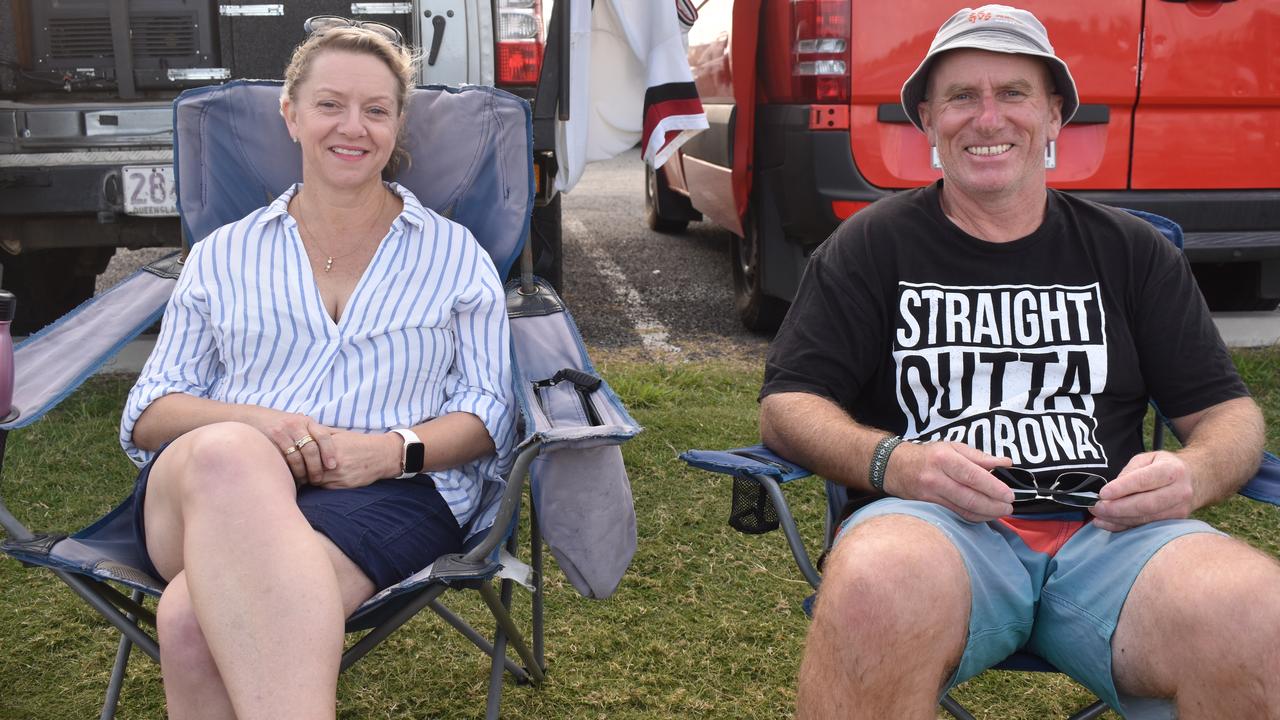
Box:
[246,408,339,486]
[306,430,402,489]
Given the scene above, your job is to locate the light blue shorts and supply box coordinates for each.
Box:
[837,498,1224,717]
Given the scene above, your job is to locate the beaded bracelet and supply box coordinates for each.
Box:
[868,434,905,493]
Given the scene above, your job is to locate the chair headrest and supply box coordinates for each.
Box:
[173,80,533,277]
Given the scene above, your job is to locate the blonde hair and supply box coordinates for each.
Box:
[281,26,416,178]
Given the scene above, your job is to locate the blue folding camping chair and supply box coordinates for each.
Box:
[681,212,1280,719]
[0,80,641,720]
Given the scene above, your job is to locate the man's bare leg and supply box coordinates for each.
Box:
[796,515,970,720]
[1112,533,1280,718]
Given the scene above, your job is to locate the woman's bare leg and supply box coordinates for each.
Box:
[155,572,236,720]
[144,422,372,720]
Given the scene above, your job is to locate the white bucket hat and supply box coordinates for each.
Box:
[900,5,1079,132]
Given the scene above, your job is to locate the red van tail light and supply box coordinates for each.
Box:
[496,0,544,86]
[832,200,870,219]
[791,0,851,103]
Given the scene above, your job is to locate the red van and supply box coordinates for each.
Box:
[647,0,1280,330]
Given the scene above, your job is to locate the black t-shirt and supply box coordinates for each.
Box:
[762,182,1248,490]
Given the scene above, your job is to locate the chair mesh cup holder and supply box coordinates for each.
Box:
[729,475,780,534]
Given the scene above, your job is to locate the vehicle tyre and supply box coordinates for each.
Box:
[645,162,693,234]
[510,194,564,293]
[732,203,789,333]
[1,247,112,335]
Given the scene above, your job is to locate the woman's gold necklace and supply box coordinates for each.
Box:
[295,190,388,273]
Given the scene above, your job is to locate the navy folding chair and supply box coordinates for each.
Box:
[0,80,641,720]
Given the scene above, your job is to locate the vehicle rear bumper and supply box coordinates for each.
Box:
[0,163,137,217]
[1072,190,1280,263]
[754,106,890,244]
[0,163,179,251]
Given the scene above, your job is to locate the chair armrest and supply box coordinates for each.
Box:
[1,254,179,431]
[678,444,813,484]
[1241,451,1280,506]
[681,444,823,590]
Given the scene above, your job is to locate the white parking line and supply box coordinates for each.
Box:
[564,216,681,356]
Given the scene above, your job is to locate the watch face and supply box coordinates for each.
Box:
[404,441,426,474]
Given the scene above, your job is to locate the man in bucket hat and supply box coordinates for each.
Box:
[759,5,1279,717]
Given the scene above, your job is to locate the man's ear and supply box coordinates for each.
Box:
[918,100,938,144]
[1046,93,1064,142]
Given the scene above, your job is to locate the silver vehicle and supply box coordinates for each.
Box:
[0,0,566,333]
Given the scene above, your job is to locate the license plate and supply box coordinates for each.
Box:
[122,165,178,216]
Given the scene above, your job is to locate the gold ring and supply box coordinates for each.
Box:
[283,445,299,456]
[295,435,315,450]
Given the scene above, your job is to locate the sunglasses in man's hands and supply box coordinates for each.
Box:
[991,467,1108,509]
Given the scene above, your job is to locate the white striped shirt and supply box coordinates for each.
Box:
[120,183,517,531]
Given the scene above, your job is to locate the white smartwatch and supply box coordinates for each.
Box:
[390,428,425,479]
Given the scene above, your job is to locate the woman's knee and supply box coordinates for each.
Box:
[164,422,292,504]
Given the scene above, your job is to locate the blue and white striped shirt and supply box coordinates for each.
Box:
[120,183,517,531]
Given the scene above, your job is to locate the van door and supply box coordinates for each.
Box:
[417,0,494,85]
[1130,0,1279,189]
[851,0,1142,191]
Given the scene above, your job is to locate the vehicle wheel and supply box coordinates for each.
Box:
[510,194,564,293]
[1,247,112,335]
[731,204,789,333]
[645,162,692,234]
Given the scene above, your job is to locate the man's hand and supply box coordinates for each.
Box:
[1090,450,1195,532]
[886,441,1015,523]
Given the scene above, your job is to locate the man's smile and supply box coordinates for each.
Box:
[965,143,1013,157]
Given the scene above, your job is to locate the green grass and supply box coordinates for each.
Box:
[2,352,1278,719]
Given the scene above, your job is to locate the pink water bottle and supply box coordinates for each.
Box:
[0,287,14,419]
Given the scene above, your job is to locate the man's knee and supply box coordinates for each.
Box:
[1134,534,1279,635]
[817,514,970,646]
[1116,533,1280,700]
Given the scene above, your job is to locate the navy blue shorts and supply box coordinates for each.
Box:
[131,446,465,591]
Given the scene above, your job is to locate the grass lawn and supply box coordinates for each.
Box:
[1,349,1278,719]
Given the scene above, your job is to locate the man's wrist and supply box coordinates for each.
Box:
[869,435,905,493]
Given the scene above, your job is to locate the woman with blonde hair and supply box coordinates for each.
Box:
[119,18,515,719]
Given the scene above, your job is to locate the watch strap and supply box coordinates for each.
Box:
[390,428,424,479]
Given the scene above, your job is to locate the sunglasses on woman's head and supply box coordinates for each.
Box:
[991,467,1108,509]
[303,15,405,46]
